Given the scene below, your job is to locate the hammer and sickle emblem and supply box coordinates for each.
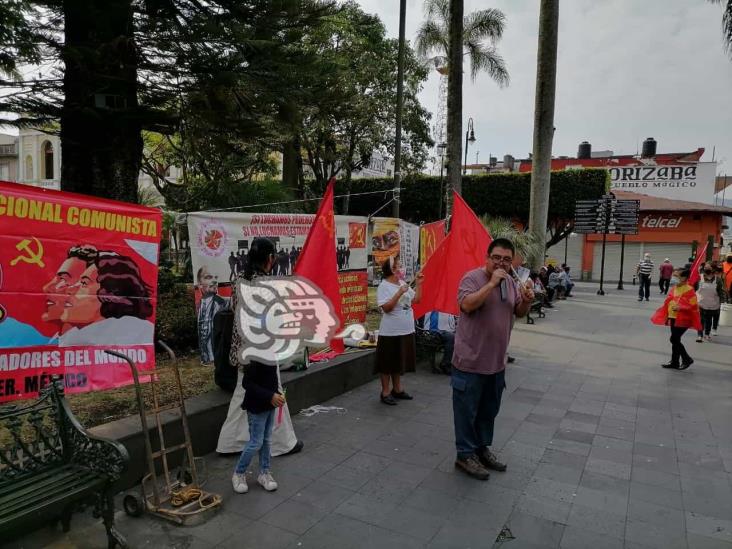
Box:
[10,237,45,268]
[320,215,335,237]
[352,225,365,246]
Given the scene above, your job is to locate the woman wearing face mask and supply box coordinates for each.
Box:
[651,268,702,370]
[375,254,423,405]
[695,263,727,341]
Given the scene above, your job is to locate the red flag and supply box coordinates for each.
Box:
[294,177,344,354]
[688,242,709,286]
[412,192,492,318]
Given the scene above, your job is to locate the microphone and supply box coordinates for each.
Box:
[500,278,507,302]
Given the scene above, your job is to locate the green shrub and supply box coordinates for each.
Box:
[155,282,198,353]
[340,169,609,223]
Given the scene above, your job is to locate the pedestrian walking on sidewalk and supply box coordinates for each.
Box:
[375,255,423,405]
[451,238,534,480]
[659,258,673,295]
[637,253,654,301]
[724,254,732,303]
[695,263,726,342]
[651,268,701,370]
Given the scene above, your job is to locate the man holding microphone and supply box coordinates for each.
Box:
[451,238,534,480]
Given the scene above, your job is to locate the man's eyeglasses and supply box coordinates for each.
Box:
[489,254,513,263]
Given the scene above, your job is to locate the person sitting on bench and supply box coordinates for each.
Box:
[422,310,457,375]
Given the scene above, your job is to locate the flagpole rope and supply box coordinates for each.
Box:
[197,189,398,213]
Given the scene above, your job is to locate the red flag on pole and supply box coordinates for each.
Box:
[412,192,492,318]
[688,242,709,286]
[294,177,344,354]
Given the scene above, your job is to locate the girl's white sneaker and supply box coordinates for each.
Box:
[232,473,248,493]
[258,472,278,491]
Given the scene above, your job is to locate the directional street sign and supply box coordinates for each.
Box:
[573,196,640,235]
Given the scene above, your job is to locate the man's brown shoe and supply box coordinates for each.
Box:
[478,448,507,472]
[455,455,490,480]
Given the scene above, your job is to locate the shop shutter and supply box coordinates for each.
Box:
[546,233,583,271]
[639,243,692,272]
[591,242,643,282]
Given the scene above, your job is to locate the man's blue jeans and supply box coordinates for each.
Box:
[235,409,275,474]
[451,368,506,460]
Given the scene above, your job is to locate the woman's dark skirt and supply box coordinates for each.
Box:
[375,333,416,375]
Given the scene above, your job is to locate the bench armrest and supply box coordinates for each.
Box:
[59,395,129,484]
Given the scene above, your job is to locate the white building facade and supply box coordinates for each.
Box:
[0,134,19,182]
[17,129,61,190]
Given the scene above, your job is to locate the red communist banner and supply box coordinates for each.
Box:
[419,220,446,267]
[294,178,344,353]
[413,192,491,318]
[0,181,161,402]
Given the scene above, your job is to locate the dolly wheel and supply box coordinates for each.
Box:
[123,494,144,517]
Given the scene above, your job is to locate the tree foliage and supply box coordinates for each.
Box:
[289,2,432,195]
[0,0,433,209]
[416,0,509,84]
[343,168,608,248]
[709,0,732,56]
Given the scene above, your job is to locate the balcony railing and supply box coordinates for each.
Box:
[0,144,17,155]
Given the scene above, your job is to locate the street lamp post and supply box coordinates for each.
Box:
[463,118,476,175]
[392,0,407,218]
[438,142,447,218]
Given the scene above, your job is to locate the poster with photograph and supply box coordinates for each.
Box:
[187,212,369,363]
[370,217,421,283]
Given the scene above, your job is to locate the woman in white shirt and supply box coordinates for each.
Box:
[376,255,423,405]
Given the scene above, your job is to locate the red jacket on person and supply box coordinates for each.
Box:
[651,286,702,331]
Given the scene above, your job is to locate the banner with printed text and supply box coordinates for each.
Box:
[187,212,368,363]
[0,181,161,402]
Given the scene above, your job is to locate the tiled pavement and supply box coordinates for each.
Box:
[11,282,732,548]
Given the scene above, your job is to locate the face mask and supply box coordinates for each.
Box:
[670,277,679,285]
[396,269,405,281]
[704,270,712,275]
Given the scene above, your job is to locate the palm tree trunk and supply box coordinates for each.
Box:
[446,0,464,205]
[528,0,559,269]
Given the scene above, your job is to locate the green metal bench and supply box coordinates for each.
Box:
[0,378,129,548]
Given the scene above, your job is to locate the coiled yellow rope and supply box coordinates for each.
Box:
[170,487,202,507]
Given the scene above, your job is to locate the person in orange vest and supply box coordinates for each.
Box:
[724,253,732,303]
[651,267,702,370]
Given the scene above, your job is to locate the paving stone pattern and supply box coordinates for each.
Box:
[10,283,732,548]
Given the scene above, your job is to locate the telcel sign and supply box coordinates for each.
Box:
[641,215,683,229]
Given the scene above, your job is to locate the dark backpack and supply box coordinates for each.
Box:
[212,309,237,392]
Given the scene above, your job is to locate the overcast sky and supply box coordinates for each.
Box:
[357,0,732,175]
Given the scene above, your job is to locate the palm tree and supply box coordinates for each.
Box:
[527,0,559,270]
[709,0,732,54]
[416,0,509,83]
[416,0,509,199]
[481,216,545,267]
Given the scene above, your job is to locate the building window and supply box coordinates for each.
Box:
[25,155,33,181]
[0,162,8,180]
[42,141,54,180]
